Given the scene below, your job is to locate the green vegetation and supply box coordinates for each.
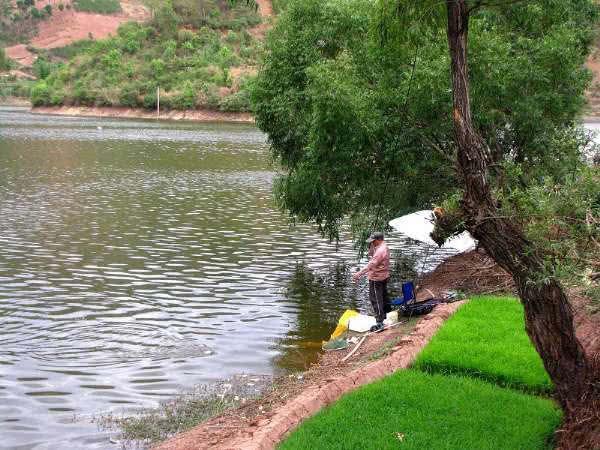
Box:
[280,370,560,450]
[72,0,121,14]
[47,40,96,60]
[415,296,552,393]
[99,376,272,446]
[0,0,54,45]
[251,0,598,252]
[0,48,12,71]
[281,297,560,449]
[103,392,238,444]
[30,1,263,111]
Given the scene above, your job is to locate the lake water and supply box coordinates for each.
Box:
[0,107,455,449]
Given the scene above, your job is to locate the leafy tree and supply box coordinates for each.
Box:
[252,0,600,445]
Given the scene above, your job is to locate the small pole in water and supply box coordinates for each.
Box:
[157,86,160,119]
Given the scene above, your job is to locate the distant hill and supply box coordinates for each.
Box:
[1,0,271,113]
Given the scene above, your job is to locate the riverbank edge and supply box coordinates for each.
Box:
[154,301,465,450]
[0,97,31,107]
[7,103,600,124]
[30,105,255,123]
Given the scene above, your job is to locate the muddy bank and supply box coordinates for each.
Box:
[0,97,31,107]
[154,302,464,450]
[151,252,505,450]
[31,106,255,123]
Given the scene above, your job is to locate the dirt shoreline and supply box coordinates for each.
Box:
[151,251,508,450]
[0,97,32,107]
[154,302,464,450]
[22,105,600,124]
[30,105,255,123]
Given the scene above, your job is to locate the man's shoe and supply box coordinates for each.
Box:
[369,322,384,333]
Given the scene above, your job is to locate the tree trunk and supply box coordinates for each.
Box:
[445,1,599,447]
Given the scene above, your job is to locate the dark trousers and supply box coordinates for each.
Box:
[369,278,390,323]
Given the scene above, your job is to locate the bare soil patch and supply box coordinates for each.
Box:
[5,0,149,67]
[417,248,514,297]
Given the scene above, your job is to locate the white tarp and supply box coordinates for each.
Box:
[389,210,477,253]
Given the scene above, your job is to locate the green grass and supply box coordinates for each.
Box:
[48,40,95,60]
[281,296,559,449]
[280,369,561,450]
[414,296,553,394]
[72,0,122,14]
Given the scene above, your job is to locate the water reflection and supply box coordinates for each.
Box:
[273,251,420,372]
[273,262,360,372]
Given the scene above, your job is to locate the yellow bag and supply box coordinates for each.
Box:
[329,309,359,340]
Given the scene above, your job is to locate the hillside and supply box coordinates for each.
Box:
[0,0,271,113]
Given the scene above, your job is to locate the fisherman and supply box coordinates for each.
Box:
[352,232,391,333]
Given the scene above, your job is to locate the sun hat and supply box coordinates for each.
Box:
[366,232,384,244]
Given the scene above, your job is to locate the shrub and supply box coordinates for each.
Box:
[43,4,51,15]
[32,57,53,79]
[219,89,251,112]
[30,7,42,18]
[162,39,177,60]
[58,3,64,11]
[143,90,157,109]
[119,83,141,107]
[30,80,50,105]
[150,58,166,80]
[177,29,195,43]
[101,48,121,70]
[172,81,196,109]
[0,48,12,70]
[50,88,65,105]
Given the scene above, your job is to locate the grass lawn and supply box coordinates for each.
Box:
[279,369,561,450]
[414,296,552,393]
[280,296,560,449]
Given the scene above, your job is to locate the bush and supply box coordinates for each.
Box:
[119,82,141,107]
[58,3,64,11]
[0,48,12,71]
[43,4,51,15]
[50,88,65,105]
[32,57,54,79]
[30,6,42,18]
[30,80,50,105]
[177,29,195,43]
[219,89,251,112]
[143,90,157,109]
[172,81,196,109]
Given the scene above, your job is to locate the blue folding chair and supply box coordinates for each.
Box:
[391,281,415,307]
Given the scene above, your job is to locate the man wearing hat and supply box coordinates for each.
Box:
[352,232,391,333]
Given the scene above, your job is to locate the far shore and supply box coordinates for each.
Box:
[28,105,255,123]
[0,97,32,107]
[3,100,600,125]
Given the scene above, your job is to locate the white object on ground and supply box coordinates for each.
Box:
[347,314,377,333]
[389,210,476,253]
[383,310,399,326]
